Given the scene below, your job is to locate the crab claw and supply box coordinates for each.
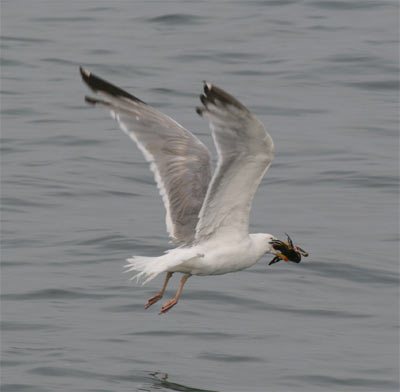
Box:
[269,256,282,265]
[285,232,294,248]
[295,246,309,257]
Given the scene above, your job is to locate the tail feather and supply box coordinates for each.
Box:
[124,256,165,285]
[124,249,200,285]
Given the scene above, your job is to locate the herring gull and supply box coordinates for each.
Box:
[80,67,308,314]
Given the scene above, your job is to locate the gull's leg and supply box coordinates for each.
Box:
[159,273,191,314]
[145,272,173,309]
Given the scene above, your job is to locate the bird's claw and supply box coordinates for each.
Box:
[145,293,163,309]
[159,298,177,314]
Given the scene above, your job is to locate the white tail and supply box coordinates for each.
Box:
[124,248,200,285]
[124,255,168,284]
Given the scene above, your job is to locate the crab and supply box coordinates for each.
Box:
[269,233,309,265]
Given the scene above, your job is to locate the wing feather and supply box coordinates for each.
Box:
[195,82,274,241]
[80,67,212,243]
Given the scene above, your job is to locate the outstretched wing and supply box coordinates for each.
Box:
[195,82,274,241]
[80,67,211,244]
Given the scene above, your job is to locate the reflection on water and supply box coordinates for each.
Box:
[149,373,219,392]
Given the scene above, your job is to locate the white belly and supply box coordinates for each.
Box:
[169,237,262,276]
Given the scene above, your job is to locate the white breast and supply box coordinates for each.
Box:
[171,236,263,276]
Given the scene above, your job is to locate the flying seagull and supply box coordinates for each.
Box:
[80,67,308,314]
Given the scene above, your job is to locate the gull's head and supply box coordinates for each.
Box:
[269,233,309,266]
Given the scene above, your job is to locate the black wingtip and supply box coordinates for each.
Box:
[196,107,204,116]
[79,66,147,105]
[198,80,249,113]
[84,95,97,105]
[203,81,212,94]
[200,94,207,106]
[84,95,112,106]
[79,66,93,89]
[79,66,89,79]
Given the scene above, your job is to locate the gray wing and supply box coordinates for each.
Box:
[195,82,274,241]
[80,67,211,244]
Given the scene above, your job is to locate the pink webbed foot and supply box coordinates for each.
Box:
[159,298,178,314]
[145,293,163,309]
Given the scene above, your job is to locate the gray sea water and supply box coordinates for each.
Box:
[1,1,399,391]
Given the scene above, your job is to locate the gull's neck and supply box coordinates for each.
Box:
[250,233,276,258]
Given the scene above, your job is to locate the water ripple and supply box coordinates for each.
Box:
[197,352,264,363]
[147,14,206,25]
[129,330,238,340]
[308,1,389,10]
[28,366,154,384]
[251,0,297,6]
[31,16,95,23]
[1,321,59,331]
[286,374,399,390]
[1,384,50,392]
[185,290,371,318]
[150,373,219,392]
[303,262,399,285]
[344,80,399,91]
[1,288,116,301]
[1,35,53,44]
